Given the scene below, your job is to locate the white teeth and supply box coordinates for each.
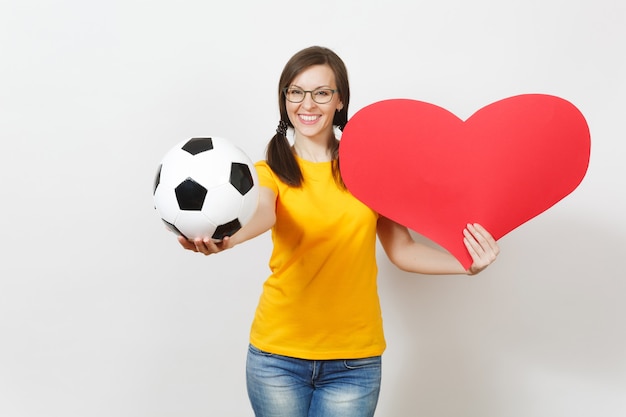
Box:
[300,115,319,121]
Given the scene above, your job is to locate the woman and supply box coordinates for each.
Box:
[179,46,499,417]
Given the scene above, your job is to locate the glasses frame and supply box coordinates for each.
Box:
[282,87,338,104]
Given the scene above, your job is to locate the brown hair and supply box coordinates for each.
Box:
[266,46,350,187]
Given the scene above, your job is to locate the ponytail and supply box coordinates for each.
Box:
[266,121,303,187]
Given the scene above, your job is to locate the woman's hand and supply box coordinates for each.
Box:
[463,223,500,275]
[178,235,236,256]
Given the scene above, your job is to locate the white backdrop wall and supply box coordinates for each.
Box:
[1,0,624,416]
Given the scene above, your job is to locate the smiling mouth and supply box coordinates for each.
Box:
[299,114,321,122]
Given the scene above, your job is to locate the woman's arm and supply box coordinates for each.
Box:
[376,216,499,275]
[178,186,277,255]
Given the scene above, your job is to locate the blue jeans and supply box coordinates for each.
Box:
[246,344,382,417]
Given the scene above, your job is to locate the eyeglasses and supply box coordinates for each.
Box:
[283,87,337,104]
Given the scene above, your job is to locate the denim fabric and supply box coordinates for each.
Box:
[246,344,381,417]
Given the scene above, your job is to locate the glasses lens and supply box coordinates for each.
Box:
[312,89,334,104]
[285,88,304,103]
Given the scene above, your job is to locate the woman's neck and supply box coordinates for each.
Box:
[293,136,333,162]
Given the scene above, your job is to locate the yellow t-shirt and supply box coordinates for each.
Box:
[250,156,385,360]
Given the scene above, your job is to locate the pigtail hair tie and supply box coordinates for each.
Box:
[276,120,289,136]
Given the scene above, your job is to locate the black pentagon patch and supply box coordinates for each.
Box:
[212,219,242,240]
[175,178,207,210]
[182,137,214,155]
[153,164,162,195]
[162,219,188,239]
[230,162,254,195]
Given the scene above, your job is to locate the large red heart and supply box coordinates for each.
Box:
[339,95,591,269]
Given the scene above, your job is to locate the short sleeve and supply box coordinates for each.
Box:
[254,160,279,195]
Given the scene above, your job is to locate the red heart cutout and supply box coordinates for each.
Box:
[339,95,590,269]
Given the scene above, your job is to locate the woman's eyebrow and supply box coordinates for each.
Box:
[289,83,333,89]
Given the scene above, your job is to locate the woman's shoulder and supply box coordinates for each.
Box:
[254,160,281,191]
[254,160,273,176]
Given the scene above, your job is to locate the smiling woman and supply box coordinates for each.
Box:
[176,45,499,417]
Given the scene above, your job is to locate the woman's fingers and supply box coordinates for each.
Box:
[464,223,500,274]
[177,235,232,256]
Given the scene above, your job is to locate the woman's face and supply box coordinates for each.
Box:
[285,64,344,143]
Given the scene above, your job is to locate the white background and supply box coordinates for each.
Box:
[1,0,625,416]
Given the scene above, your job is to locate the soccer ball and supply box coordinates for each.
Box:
[153,137,259,241]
